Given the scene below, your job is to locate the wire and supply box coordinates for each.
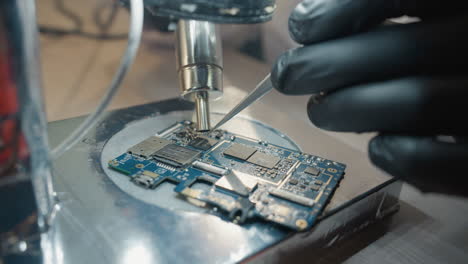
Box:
[50,0,144,159]
[38,26,128,40]
[93,0,119,33]
[39,0,128,40]
[53,0,83,34]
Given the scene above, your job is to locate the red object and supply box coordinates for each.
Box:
[0,37,28,171]
[0,46,18,115]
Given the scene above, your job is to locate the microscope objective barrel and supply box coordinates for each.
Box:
[176,19,223,130]
[194,91,210,131]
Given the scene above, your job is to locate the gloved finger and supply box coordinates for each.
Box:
[369,134,468,197]
[289,0,468,45]
[272,16,468,95]
[307,75,468,134]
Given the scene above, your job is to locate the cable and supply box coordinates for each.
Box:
[93,0,119,33]
[38,26,128,40]
[39,0,128,40]
[54,0,83,34]
[50,0,144,159]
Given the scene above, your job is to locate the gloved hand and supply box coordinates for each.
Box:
[272,0,468,196]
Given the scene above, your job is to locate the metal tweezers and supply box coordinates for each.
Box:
[211,74,273,131]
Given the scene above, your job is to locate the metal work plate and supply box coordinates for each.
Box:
[47,99,400,264]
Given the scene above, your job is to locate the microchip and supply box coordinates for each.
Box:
[247,151,280,169]
[289,179,298,185]
[310,185,321,191]
[189,136,218,151]
[304,166,320,176]
[223,143,257,161]
[153,144,200,167]
[127,136,172,158]
[175,131,188,138]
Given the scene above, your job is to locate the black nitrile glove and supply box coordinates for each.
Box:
[272,0,468,196]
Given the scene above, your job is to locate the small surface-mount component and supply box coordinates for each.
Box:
[197,174,219,184]
[247,151,281,169]
[315,180,324,185]
[310,185,321,191]
[211,130,224,139]
[269,188,315,207]
[175,131,188,139]
[193,161,228,176]
[189,136,219,151]
[153,144,201,167]
[223,143,257,161]
[132,174,155,188]
[142,170,159,178]
[289,179,299,185]
[127,136,172,158]
[304,166,320,176]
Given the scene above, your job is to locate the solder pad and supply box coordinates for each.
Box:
[108,121,345,231]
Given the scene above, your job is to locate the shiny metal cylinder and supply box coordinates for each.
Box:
[176,19,223,101]
[194,92,210,131]
[0,0,55,261]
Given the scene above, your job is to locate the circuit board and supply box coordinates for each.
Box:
[108,121,346,231]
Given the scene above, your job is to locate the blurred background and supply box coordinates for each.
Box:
[37,0,468,262]
[38,0,295,122]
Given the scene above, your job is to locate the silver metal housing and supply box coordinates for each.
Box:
[176,19,223,101]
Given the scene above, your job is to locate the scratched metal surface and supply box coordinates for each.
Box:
[46,99,399,264]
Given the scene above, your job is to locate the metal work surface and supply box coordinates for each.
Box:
[47,99,400,263]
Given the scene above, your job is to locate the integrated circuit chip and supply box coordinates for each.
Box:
[189,136,218,151]
[223,143,257,161]
[127,136,172,158]
[304,166,320,176]
[289,179,299,185]
[247,151,280,169]
[310,185,321,191]
[153,144,200,167]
